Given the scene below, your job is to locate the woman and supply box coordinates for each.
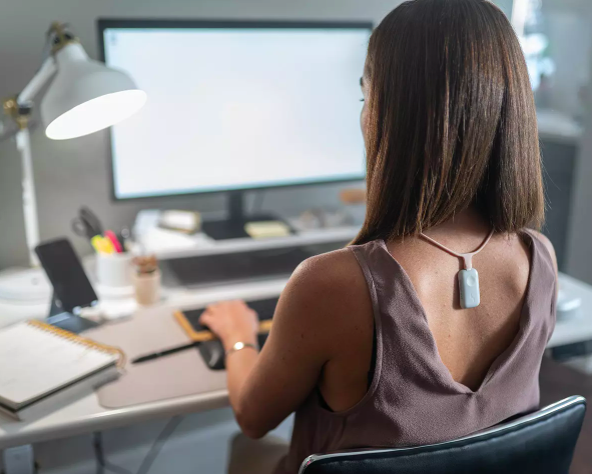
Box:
[200,1,558,473]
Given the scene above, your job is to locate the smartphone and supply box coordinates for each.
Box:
[35,238,98,313]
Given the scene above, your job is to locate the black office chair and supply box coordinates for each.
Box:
[299,396,586,474]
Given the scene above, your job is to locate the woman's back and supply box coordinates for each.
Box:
[276,223,556,473]
[389,210,535,391]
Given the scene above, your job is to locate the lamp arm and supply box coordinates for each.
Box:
[16,128,41,267]
[8,56,57,267]
[17,56,57,105]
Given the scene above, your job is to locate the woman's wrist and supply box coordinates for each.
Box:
[226,341,259,358]
[223,332,258,353]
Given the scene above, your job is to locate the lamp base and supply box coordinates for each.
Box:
[0,267,52,302]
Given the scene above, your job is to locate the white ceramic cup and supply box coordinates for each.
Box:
[96,253,133,288]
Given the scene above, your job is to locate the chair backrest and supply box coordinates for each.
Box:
[300,396,586,474]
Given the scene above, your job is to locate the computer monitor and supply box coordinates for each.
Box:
[99,20,371,239]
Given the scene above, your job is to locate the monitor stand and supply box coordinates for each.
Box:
[202,190,294,240]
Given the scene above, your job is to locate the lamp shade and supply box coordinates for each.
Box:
[41,43,146,140]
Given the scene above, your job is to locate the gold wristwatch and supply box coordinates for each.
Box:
[225,341,259,357]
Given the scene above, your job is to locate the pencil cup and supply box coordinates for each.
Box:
[133,269,161,306]
[96,253,133,288]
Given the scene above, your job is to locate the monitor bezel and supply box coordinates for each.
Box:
[97,19,372,202]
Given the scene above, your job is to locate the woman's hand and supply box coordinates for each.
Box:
[199,300,259,352]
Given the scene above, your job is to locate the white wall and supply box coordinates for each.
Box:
[0,0,397,270]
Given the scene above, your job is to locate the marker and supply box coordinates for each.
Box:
[91,235,115,254]
[91,235,104,253]
[104,230,124,253]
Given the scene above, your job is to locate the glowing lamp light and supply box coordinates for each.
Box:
[41,42,147,140]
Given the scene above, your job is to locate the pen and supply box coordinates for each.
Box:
[132,321,273,364]
[132,341,201,364]
[117,228,131,252]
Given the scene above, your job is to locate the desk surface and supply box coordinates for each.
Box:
[0,278,286,450]
[548,273,592,348]
[135,209,361,260]
[1,272,592,450]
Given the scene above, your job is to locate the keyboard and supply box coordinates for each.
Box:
[163,248,312,287]
[161,241,350,288]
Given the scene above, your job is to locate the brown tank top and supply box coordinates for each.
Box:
[274,230,557,474]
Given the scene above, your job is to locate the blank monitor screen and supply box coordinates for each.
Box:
[101,22,371,200]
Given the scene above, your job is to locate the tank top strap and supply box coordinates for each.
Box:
[519,229,558,336]
[521,229,557,283]
[348,240,448,390]
[348,241,386,396]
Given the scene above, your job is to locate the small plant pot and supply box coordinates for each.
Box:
[133,269,161,306]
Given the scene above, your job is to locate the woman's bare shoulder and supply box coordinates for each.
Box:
[290,247,367,295]
[279,247,372,332]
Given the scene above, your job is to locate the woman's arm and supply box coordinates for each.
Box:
[199,250,366,438]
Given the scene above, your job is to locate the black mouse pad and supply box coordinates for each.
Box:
[175,297,279,342]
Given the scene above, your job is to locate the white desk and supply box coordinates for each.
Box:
[549,273,592,348]
[134,209,361,260]
[537,108,583,146]
[0,278,286,451]
[1,270,592,452]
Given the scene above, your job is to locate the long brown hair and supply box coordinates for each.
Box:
[353,0,544,245]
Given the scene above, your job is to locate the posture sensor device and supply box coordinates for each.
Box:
[420,230,494,310]
[458,268,480,309]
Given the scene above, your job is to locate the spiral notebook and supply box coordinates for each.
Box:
[0,321,124,420]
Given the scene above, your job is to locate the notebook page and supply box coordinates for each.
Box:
[0,323,117,407]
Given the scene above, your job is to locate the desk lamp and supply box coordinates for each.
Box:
[1,22,146,259]
[0,22,146,301]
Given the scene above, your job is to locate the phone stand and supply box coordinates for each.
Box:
[47,292,100,334]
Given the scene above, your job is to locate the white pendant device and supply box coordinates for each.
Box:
[420,230,494,309]
[458,268,480,309]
